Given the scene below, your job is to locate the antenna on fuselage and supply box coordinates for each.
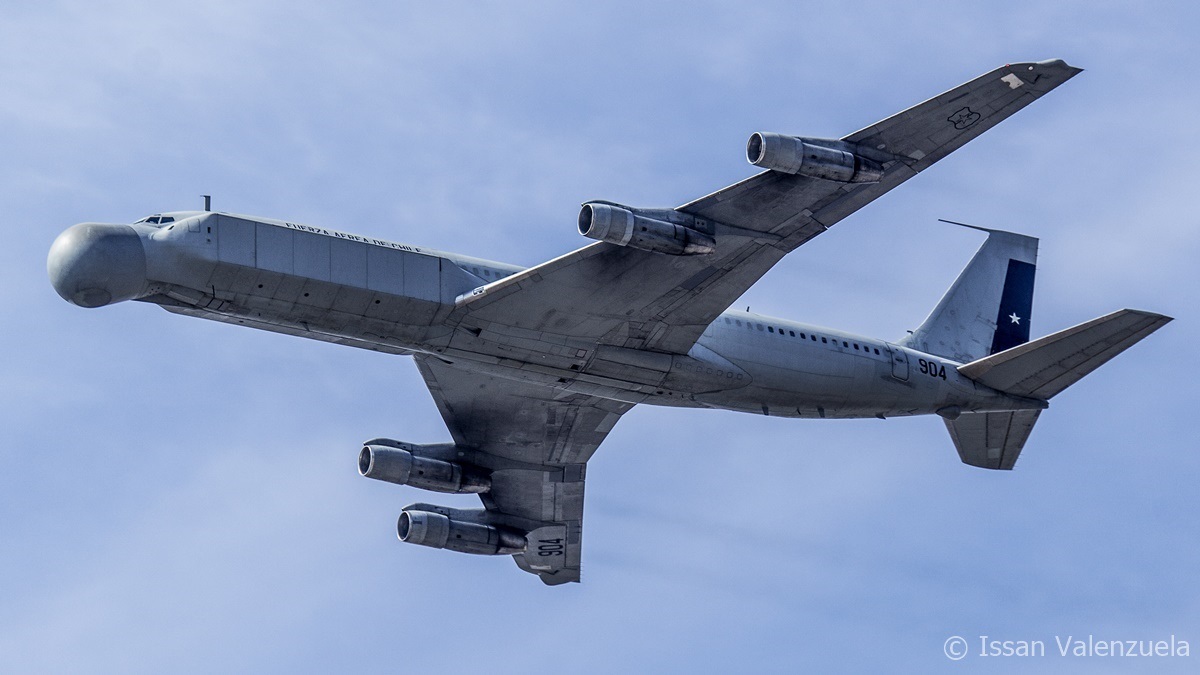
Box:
[203,195,211,212]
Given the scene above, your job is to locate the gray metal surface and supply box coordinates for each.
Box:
[578,203,716,255]
[902,226,1039,362]
[945,410,1043,470]
[444,61,1081,356]
[958,309,1173,399]
[746,133,884,183]
[48,223,147,307]
[46,59,1172,585]
[416,355,633,585]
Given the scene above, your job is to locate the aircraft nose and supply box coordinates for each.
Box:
[47,223,148,308]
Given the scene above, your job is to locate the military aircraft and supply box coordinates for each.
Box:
[47,59,1169,585]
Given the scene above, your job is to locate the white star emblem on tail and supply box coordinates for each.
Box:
[1010,313,1021,324]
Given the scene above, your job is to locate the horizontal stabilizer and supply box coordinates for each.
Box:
[946,410,1042,470]
[957,309,1171,400]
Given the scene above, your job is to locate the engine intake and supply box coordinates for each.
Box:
[398,509,526,556]
[359,445,489,494]
[579,203,715,255]
[747,133,884,183]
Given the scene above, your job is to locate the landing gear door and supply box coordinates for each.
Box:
[886,343,909,381]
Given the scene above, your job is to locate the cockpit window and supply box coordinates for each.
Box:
[134,215,173,226]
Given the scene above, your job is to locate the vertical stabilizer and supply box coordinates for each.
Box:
[900,223,1037,363]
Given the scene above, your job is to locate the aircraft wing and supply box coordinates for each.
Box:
[414,355,633,585]
[447,60,1080,355]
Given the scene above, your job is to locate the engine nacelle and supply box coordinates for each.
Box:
[398,509,526,556]
[747,133,884,183]
[578,203,715,255]
[359,445,489,494]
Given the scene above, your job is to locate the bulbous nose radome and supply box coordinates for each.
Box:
[47,223,148,308]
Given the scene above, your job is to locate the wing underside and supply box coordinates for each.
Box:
[446,60,1081,356]
[415,355,632,584]
[402,60,1082,582]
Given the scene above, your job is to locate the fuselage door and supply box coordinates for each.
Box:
[886,343,910,381]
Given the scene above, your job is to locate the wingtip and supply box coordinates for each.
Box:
[1008,59,1083,81]
[1035,58,1083,72]
[1118,308,1174,325]
[1148,312,1174,324]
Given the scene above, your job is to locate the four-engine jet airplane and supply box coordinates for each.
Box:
[48,60,1169,584]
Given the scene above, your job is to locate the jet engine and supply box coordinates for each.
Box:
[747,133,884,183]
[578,203,715,255]
[359,444,490,494]
[398,508,526,556]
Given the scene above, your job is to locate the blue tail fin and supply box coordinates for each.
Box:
[900,222,1037,363]
[990,257,1036,354]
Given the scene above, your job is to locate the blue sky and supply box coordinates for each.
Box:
[2,2,1198,672]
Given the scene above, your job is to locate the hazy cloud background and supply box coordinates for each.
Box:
[2,2,1197,672]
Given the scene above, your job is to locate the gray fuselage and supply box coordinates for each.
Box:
[48,210,1041,421]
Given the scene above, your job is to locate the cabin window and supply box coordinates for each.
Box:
[756,323,764,331]
[821,337,827,344]
[788,330,795,337]
[874,348,880,355]
[843,341,849,348]
[853,344,859,350]
[724,318,731,324]
[768,326,774,333]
